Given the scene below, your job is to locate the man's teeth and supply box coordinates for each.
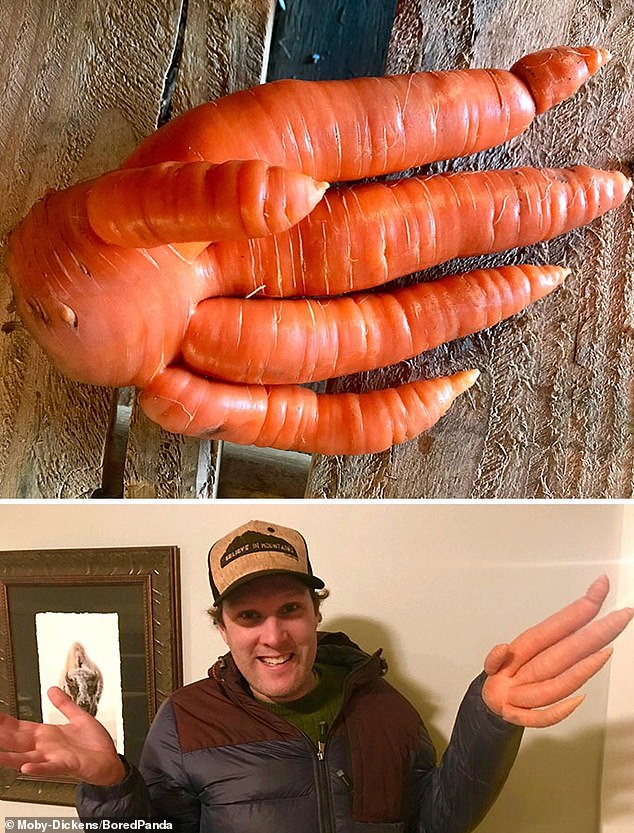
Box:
[260,654,292,666]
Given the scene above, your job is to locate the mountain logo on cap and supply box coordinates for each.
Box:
[220,530,300,568]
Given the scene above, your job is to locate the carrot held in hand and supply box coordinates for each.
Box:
[6,45,632,455]
[482,575,634,728]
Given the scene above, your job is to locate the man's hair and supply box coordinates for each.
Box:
[207,586,330,627]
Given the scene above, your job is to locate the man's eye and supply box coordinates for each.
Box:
[281,603,301,615]
[237,610,260,622]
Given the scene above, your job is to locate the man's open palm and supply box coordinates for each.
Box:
[0,685,125,785]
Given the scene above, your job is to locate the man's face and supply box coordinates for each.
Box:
[217,574,320,703]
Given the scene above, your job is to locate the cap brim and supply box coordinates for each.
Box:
[214,569,325,604]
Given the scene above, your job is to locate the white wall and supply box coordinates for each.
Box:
[0,501,631,832]
[600,504,634,833]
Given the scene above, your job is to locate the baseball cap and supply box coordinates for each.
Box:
[208,520,325,603]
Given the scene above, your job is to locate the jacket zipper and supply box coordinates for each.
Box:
[311,654,381,832]
[217,646,381,831]
[315,720,335,833]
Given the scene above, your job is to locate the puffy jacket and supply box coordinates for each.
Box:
[77,632,523,833]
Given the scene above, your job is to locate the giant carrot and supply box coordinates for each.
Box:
[6,45,631,455]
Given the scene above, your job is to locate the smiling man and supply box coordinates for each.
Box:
[0,519,632,833]
[209,521,326,705]
[217,574,322,701]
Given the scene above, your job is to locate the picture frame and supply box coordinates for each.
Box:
[0,546,182,806]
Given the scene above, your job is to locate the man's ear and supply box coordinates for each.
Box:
[216,619,229,646]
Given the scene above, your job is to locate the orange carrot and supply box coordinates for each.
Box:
[204,166,631,298]
[482,575,634,728]
[7,181,203,387]
[125,46,608,181]
[182,265,568,384]
[86,160,328,248]
[139,368,480,455]
[510,46,609,114]
[6,45,631,455]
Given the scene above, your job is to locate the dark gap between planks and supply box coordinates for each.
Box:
[92,0,190,499]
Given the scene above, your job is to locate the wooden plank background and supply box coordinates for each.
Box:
[0,0,187,498]
[1,0,633,498]
[306,0,634,499]
[0,0,276,498]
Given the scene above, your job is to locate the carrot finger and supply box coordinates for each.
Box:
[497,575,612,676]
[183,265,566,384]
[206,166,632,298]
[125,46,607,181]
[139,367,479,455]
[507,648,613,709]
[86,160,328,248]
[513,607,634,684]
[483,643,511,676]
[500,695,585,729]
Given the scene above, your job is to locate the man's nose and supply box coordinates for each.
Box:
[260,616,288,646]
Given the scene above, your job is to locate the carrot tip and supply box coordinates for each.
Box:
[598,48,612,66]
[585,574,610,605]
[459,368,481,390]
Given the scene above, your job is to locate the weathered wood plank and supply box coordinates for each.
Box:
[123,0,277,499]
[306,0,634,498]
[0,0,184,498]
[217,443,311,498]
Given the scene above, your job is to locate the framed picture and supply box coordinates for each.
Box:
[0,546,182,805]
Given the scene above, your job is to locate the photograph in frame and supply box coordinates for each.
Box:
[0,546,182,806]
[36,612,124,753]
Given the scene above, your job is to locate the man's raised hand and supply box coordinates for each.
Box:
[0,685,125,785]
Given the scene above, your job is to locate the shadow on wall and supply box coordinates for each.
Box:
[599,719,634,821]
[480,719,634,833]
[324,615,448,752]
